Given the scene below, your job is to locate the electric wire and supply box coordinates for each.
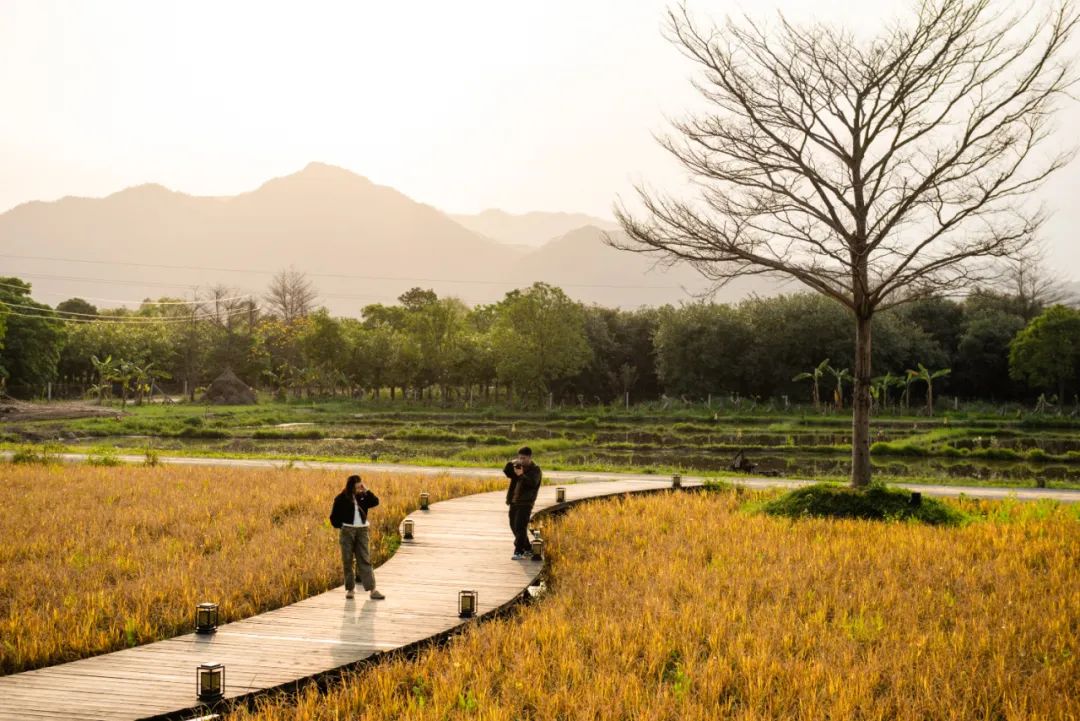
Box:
[0,252,681,289]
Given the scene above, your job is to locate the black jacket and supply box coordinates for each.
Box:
[329,490,380,528]
[504,462,542,506]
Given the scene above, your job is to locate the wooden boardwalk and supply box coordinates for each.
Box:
[0,478,694,720]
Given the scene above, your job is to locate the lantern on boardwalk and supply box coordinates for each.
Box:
[195,602,218,635]
[197,662,225,702]
[672,473,682,489]
[530,537,544,561]
[402,518,415,540]
[555,487,566,503]
[420,492,430,511]
[458,590,478,618]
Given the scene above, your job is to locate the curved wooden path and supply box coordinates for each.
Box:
[0,477,698,721]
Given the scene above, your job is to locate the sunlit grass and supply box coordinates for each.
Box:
[231,490,1080,721]
[0,464,504,675]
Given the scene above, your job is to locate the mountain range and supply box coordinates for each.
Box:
[0,162,780,314]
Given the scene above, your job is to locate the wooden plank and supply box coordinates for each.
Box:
[0,480,674,720]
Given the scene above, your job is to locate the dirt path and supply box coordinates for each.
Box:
[7,451,1079,503]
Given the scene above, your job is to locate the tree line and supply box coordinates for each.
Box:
[1,273,1077,409]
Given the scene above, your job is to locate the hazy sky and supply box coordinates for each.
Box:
[2,0,1078,277]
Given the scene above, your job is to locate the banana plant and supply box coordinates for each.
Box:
[793,358,831,411]
[871,372,904,412]
[131,362,172,405]
[89,355,118,405]
[827,364,853,410]
[905,363,951,416]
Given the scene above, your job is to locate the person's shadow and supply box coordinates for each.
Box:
[328,592,377,671]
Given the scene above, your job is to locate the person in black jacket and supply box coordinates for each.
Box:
[329,475,385,600]
[504,446,542,559]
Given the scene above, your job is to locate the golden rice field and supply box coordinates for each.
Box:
[230,491,1080,721]
[0,463,504,675]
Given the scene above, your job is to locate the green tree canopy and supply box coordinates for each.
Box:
[491,282,591,400]
[0,278,66,395]
[1009,305,1080,401]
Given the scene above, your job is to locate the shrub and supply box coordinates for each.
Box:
[760,483,966,525]
[86,445,123,466]
[10,444,62,465]
[177,427,229,439]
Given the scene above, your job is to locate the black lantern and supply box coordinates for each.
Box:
[197,662,225,702]
[420,492,430,511]
[555,486,566,503]
[530,537,544,561]
[458,590,478,618]
[402,518,414,540]
[195,602,218,635]
[672,473,682,489]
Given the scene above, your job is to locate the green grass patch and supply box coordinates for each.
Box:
[86,445,123,466]
[251,429,326,440]
[759,483,967,525]
[10,443,64,465]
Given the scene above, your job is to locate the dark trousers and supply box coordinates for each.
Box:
[339,525,376,592]
[508,504,533,553]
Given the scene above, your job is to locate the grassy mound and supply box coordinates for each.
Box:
[760,483,966,525]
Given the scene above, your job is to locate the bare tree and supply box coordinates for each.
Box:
[264,268,317,323]
[999,243,1073,319]
[612,0,1077,486]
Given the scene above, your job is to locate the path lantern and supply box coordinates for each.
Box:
[555,487,566,503]
[402,518,414,540]
[672,473,682,489]
[420,492,430,511]
[195,602,218,635]
[530,537,544,561]
[197,662,225,702]
[458,590,478,618]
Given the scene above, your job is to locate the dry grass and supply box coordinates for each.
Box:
[0,463,503,674]
[231,491,1080,721]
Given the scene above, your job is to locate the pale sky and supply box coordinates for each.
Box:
[2,0,1078,278]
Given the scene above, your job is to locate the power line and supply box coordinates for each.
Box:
[0,300,253,322]
[1,252,683,290]
[0,280,253,306]
[0,303,253,325]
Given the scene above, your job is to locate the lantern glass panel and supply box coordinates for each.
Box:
[195,602,218,633]
[197,663,224,700]
[556,487,566,503]
[458,590,477,617]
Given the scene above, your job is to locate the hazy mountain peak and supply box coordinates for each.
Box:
[251,162,374,194]
[451,209,620,247]
[106,182,177,199]
[297,161,366,180]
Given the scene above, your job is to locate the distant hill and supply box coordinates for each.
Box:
[0,163,781,313]
[516,226,788,308]
[450,209,620,248]
[0,163,521,313]
[1062,280,1080,307]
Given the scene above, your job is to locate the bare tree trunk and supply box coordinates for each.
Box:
[851,313,873,488]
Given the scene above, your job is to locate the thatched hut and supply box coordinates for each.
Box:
[203,368,257,405]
